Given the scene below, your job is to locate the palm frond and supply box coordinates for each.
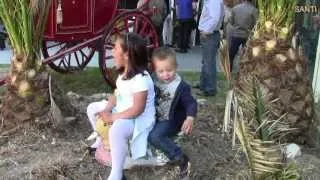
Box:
[236,76,294,141]
[0,0,51,61]
[232,75,301,179]
[235,107,283,178]
[255,0,297,37]
[219,40,231,84]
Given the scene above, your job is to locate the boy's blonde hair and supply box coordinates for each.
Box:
[152,47,178,68]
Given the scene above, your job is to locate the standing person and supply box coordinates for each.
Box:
[163,0,175,46]
[223,0,233,45]
[148,47,197,178]
[197,0,224,96]
[137,0,167,45]
[175,0,194,53]
[228,0,258,71]
[295,0,320,77]
[0,23,6,50]
[87,32,156,180]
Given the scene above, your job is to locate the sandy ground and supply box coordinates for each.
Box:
[1,89,320,180]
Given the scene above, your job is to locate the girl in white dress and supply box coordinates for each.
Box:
[86,32,155,180]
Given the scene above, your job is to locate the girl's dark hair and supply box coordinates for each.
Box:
[117,32,148,80]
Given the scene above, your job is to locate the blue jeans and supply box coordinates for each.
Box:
[200,31,220,93]
[148,121,182,161]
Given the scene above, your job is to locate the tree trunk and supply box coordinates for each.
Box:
[1,53,51,130]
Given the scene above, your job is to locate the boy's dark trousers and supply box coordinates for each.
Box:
[148,120,182,161]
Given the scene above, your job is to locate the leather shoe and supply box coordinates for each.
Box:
[196,91,216,97]
[175,48,187,53]
[192,83,200,89]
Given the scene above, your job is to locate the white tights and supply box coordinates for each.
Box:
[87,100,134,180]
[108,119,134,180]
[86,100,108,148]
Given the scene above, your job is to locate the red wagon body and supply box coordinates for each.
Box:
[44,0,118,41]
[41,0,159,88]
[0,0,159,88]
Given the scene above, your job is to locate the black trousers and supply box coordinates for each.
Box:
[0,32,6,50]
[177,19,193,51]
[228,36,247,71]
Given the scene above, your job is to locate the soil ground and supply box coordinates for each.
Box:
[1,71,320,179]
[0,93,248,180]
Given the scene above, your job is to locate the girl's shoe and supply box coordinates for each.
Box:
[87,147,97,154]
[86,131,98,141]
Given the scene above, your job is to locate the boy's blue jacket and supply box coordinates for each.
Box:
[155,80,197,130]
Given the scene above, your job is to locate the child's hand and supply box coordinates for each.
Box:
[181,117,194,135]
[98,111,113,124]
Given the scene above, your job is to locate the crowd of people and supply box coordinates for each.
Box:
[134,0,258,96]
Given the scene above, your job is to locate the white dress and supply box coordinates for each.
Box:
[115,71,156,159]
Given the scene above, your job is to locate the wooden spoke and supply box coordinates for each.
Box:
[42,41,95,73]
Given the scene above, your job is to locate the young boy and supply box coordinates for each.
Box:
[148,47,197,177]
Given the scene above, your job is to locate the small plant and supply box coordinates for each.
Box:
[233,76,300,179]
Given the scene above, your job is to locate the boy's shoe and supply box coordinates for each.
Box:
[122,171,127,180]
[86,131,98,141]
[179,154,190,178]
[167,154,190,178]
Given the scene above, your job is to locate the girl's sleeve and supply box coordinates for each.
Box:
[132,74,149,93]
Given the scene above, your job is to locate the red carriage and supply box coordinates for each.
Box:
[0,0,159,88]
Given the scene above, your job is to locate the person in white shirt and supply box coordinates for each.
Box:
[86,33,155,180]
[197,0,224,96]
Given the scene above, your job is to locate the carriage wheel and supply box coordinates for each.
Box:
[42,41,95,73]
[99,10,159,88]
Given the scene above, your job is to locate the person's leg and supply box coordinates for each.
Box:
[181,20,189,51]
[0,33,5,50]
[86,100,108,148]
[0,39,4,50]
[200,32,220,94]
[185,19,194,49]
[149,121,190,177]
[108,119,134,180]
[148,121,182,160]
[177,20,184,51]
[228,36,243,71]
[157,23,164,46]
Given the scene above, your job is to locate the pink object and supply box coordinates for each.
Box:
[95,145,112,166]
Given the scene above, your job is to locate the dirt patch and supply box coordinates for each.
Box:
[1,90,320,179]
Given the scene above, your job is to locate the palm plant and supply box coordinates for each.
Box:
[237,0,314,143]
[222,0,313,179]
[0,0,52,128]
[234,76,300,179]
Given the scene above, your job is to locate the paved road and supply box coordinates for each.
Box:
[0,46,205,72]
